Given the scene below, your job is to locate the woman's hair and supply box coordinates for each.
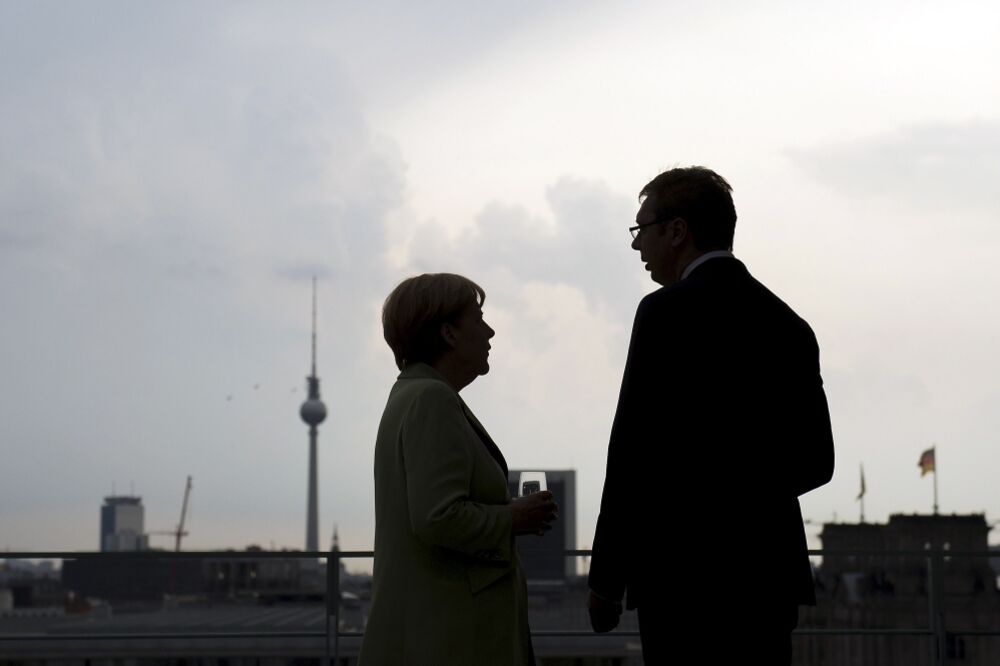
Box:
[382,273,486,370]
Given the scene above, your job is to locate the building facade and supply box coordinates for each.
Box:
[796,513,1000,665]
[100,495,149,552]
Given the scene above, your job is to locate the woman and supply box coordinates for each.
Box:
[358,273,558,666]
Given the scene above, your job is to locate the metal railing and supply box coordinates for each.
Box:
[1,548,998,664]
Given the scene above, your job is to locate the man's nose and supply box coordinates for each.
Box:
[631,235,641,251]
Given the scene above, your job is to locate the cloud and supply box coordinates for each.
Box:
[1,2,642,554]
[0,1,409,315]
[277,263,334,282]
[250,1,605,107]
[786,120,1000,214]
[0,3,410,551]
[406,176,645,325]
[396,176,655,548]
[0,0,661,554]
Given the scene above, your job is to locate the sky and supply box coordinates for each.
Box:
[2,1,999,562]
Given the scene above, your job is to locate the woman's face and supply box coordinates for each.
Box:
[445,301,495,377]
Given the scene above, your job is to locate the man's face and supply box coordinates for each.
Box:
[631,198,680,286]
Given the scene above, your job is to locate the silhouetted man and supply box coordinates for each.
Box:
[587,167,834,664]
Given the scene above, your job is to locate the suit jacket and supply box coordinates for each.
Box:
[588,257,835,611]
[358,363,534,666]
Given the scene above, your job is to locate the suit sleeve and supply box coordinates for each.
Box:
[785,325,835,497]
[589,296,659,601]
[401,383,513,562]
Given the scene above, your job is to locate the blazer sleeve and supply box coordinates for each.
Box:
[589,295,659,600]
[401,382,513,562]
[784,324,835,497]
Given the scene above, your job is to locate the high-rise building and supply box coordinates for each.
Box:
[508,469,577,581]
[99,495,148,552]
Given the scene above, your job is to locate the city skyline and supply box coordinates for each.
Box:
[2,2,1000,554]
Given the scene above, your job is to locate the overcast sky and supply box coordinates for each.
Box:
[2,1,999,562]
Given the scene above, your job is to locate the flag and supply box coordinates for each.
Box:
[856,464,866,500]
[918,447,935,477]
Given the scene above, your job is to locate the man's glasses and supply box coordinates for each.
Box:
[628,217,678,240]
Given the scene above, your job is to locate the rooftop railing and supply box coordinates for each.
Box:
[1,548,999,664]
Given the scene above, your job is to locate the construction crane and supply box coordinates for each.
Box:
[150,476,193,551]
[174,475,192,551]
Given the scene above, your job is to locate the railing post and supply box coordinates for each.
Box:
[927,551,946,666]
[326,551,341,665]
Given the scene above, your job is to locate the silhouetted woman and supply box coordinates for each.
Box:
[358,273,557,666]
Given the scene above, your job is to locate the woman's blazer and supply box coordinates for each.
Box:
[358,362,534,666]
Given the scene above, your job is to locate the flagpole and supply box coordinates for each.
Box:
[932,446,939,515]
[858,463,866,523]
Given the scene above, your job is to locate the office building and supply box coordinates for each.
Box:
[99,495,148,552]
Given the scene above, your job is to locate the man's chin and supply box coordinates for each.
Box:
[649,266,678,287]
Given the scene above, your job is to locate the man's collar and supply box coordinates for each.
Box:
[681,250,735,280]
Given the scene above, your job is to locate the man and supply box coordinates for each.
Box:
[587,167,834,663]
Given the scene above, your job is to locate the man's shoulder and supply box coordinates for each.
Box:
[741,271,814,329]
[732,272,820,356]
[634,275,702,318]
[638,260,816,338]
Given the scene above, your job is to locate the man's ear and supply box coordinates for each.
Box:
[440,322,458,348]
[668,217,689,248]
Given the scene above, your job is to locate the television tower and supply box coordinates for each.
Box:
[299,277,327,552]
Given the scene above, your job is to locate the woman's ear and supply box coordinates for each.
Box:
[439,321,458,348]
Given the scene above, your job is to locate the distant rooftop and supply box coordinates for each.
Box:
[102,496,142,505]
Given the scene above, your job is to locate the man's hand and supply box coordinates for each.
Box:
[587,590,623,633]
[510,491,558,536]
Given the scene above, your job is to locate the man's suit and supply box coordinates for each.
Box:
[589,256,834,660]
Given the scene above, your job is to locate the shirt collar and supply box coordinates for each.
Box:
[681,250,735,281]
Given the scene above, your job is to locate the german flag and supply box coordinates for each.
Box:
[918,447,935,477]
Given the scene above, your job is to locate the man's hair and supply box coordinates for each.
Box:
[382,273,486,371]
[639,166,737,251]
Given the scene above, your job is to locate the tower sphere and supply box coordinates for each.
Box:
[300,399,327,426]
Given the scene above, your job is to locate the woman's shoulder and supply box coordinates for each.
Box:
[388,373,459,417]
[392,364,457,399]
[381,372,470,450]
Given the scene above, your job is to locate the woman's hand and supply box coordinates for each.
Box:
[511,491,559,536]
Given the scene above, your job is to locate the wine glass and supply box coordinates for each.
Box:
[517,471,547,497]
